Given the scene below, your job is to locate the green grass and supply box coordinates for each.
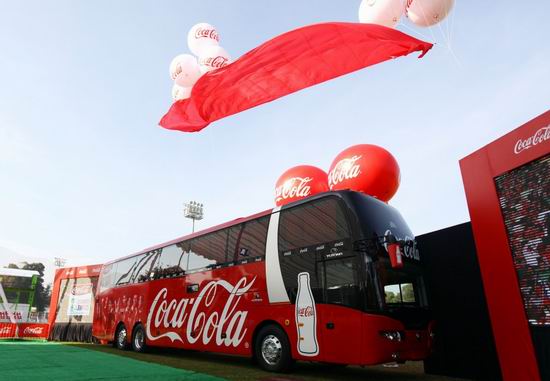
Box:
[0,341,223,381]
[74,343,471,381]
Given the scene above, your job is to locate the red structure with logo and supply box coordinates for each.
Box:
[48,264,102,341]
[460,110,550,381]
[93,190,433,372]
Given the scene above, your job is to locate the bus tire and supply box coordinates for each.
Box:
[114,323,129,350]
[255,324,294,373]
[131,324,147,353]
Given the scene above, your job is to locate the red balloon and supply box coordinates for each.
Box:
[327,144,400,202]
[275,165,329,206]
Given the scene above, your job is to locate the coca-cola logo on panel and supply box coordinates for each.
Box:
[0,326,12,335]
[514,125,550,154]
[327,155,362,188]
[23,326,44,335]
[146,277,255,348]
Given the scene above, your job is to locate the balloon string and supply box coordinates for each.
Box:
[398,20,431,42]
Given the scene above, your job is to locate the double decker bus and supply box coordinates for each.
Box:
[93,190,433,372]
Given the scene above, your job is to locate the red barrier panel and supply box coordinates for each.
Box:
[0,323,49,339]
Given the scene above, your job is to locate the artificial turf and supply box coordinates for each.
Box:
[0,341,224,381]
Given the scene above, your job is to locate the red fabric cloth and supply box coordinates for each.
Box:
[160,22,432,133]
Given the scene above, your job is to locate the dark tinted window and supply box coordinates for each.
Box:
[134,250,161,282]
[278,198,350,303]
[322,258,360,307]
[279,197,349,252]
[235,217,269,260]
[187,230,228,271]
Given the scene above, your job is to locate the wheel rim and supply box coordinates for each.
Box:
[134,329,144,350]
[261,334,282,366]
[117,327,127,348]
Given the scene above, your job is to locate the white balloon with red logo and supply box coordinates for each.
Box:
[169,54,202,87]
[172,83,192,101]
[187,22,220,56]
[198,45,231,74]
[274,165,329,206]
[406,0,454,27]
[358,0,406,28]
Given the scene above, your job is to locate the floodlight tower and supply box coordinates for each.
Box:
[54,257,66,268]
[184,201,204,233]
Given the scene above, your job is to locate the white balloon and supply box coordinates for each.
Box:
[198,45,231,74]
[187,22,220,56]
[172,84,191,101]
[169,54,201,87]
[170,54,201,87]
[407,0,454,27]
[359,0,406,28]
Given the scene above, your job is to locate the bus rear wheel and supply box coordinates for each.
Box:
[255,324,294,373]
[132,324,147,353]
[114,324,128,350]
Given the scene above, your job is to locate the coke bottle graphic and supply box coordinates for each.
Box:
[295,272,319,356]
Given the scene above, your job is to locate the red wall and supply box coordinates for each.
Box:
[460,110,550,381]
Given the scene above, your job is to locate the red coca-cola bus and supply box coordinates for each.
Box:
[93,190,433,372]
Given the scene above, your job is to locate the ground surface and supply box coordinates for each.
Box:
[0,340,472,380]
[76,343,471,381]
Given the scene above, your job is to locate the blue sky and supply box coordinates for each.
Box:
[1,1,549,283]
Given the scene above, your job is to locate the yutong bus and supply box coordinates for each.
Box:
[93,190,433,372]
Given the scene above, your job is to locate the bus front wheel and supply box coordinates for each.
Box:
[254,324,294,373]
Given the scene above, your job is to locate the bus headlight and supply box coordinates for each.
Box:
[379,330,404,342]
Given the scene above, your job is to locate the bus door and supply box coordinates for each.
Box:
[316,255,363,364]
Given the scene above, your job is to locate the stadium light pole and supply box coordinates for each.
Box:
[54,257,66,268]
[184,201,204,233]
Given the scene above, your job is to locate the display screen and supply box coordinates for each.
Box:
[495,154,550,326]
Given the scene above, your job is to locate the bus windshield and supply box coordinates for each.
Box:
[375,258,427,308]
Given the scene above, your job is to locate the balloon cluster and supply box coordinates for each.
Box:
[169,23,232,101]
[358,0,454,28]
[274,144,400,206]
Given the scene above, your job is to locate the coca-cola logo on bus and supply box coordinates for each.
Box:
[327,155,362,188]
[514,125,550,154]
[146,277,255,347]
[23,326,44,335]
[275,177,312,204]
[298,306,314,317]
[194,27,219,42]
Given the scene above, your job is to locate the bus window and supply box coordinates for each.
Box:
[115,257,138,286]
[186,230,228,271]
[99,262,117,293]
[156,244,186,277]
[278,198,349,251]
[236,217,269,260]
[322,258,360,308]
[278,198,350,303]
[133,250,160,282]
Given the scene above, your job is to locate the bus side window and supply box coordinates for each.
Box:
[235,217,269,261]
[323,258,359,308]
[186,230,228,271]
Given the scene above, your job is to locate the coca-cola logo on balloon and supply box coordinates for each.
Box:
[146,277,255,348]
[274,165,329,206]
[327,155,362,188]
[199,55,230,69]
[328,144,400,202]
[194,27,219,42]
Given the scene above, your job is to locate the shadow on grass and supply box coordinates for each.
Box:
[70,343,468,381]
